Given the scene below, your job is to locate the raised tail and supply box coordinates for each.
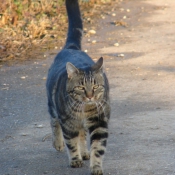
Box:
[64,0,83,50]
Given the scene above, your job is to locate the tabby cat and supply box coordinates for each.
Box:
[46,0,110,174]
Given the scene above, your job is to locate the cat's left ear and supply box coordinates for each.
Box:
[66,62,79,79]
[92,57,103,72]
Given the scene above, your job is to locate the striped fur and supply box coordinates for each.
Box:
[46,0,110,174]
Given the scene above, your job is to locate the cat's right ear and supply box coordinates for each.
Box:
[66,62,79,79]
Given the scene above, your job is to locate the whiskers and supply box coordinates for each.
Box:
[95,99,110,120]
[98,102,106,118]
[66,94,85,119]
[65,93,109,121]
[95,102,100,118]
[101,99,110,106]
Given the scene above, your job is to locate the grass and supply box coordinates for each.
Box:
[0,0,115,63]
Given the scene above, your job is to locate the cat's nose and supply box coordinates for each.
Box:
[87,95,92,100]
[86,92,93,100]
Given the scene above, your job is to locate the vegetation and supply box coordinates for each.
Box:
[0,0,114,63]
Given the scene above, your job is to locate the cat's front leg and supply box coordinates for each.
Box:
[79,128,90,160]
[88,117,108,175]
[50,117,64,151]
[61,124,83,168]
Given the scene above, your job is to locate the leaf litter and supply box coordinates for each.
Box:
[0,0,119,64]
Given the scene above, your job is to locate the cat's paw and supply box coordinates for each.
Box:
[52,140,64,152]
[70,159,83,168]
[82,152,90,160]
[90,165,103,175]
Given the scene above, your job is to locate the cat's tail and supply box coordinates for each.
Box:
[64,0,83,50]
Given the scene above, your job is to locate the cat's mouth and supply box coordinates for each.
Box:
[86,100,94,104]
[85,97,96,104]
[85,101,96,106]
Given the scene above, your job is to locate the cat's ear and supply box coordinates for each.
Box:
[66,62,79,79]
[92,57,103,72]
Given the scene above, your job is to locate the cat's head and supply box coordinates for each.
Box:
[66,57,106,103]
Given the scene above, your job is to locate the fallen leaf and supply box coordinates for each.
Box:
[20,76,26,79]
[118,54,125,57]
[114,43,119,46]
[88,30,96,34]
[92,40,97,44]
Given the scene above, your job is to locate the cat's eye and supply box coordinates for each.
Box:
[78,86,85,90]
[93,85,99,89]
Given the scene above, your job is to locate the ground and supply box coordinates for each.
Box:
[0,0,175,175]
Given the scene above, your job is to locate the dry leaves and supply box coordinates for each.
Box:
[0,0,117,63]
[111,20,128,27]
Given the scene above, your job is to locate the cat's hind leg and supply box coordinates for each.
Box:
[50,117,64,151]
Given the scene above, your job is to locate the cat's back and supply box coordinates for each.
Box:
[46,48,94,91]
[55,49,94,67]
[48,49,94,77]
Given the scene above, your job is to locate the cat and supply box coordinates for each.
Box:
[46,0,110,174]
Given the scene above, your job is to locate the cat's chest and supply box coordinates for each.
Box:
[61,114,87,130]
[64,103,98,118]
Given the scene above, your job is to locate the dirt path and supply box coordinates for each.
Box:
[1,0,175,175]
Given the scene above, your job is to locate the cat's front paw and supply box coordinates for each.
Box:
[90,165,103,175]
[52,140,64,152]
[70,159,83,168]
[82,152,90,160]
